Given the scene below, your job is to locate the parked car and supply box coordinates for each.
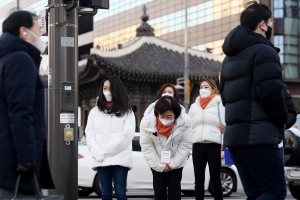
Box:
[78,133,242,197]
[284,114,300,200]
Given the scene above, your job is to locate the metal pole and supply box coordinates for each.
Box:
[16,0,19,10]
[184,0,189,110]
[48,0,78,199]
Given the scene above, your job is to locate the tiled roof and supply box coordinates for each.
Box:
[77,37,222,85]
[99,42,221,77]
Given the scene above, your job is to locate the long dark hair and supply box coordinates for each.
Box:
[97,76,132,115]
[154,83,182,105]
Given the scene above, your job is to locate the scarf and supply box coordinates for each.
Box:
[200,94,216,109]
[105,101,114,110]
[156,116,175,138]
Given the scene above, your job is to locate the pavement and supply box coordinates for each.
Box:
[78,189,296,200]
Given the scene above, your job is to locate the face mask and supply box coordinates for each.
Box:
[159,118,174,126]
[265,26,272,40]
[199,89,211,98]
[161,93,173,97]
[26,29,47,54]
[103,91,112,101]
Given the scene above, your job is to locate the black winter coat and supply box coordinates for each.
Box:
[220,26,288,147]
[0,33,54,191]
[283,84,296,130]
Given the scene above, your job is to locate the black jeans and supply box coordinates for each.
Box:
[192,143,223,200]
[229,145,286,200]
[151,167,183,200]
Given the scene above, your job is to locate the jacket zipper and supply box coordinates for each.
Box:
[199,108,205,142]
[109,115,113,133]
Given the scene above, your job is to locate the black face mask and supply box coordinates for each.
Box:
[265,26,272,40]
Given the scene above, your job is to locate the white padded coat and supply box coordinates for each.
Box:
[188,95,223,144]
[140,102,192,172]
[85,107,136,170]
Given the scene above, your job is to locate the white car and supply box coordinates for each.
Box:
[284,114,300,200]
[78,134,241,197]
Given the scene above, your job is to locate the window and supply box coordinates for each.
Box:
[292,98,300,114]
[284,18,299,35]
[284,64,299,79]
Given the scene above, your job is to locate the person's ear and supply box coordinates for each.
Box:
[259,21,267,32]
[19,26,28,40]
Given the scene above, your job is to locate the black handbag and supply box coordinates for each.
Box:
[0,175,63,200]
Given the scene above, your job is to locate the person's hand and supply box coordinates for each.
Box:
[95,154,104,162]
[163,164,171,172]
[16,162,35,178]
[220,121,226,134]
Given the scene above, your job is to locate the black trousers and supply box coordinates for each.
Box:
[229,145,286,200]
[151,167,183,200]
[192,143,223,200]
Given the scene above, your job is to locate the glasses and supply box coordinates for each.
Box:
[269,20,274,27]
[262,20,274,27]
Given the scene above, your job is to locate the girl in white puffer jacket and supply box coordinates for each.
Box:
[85,76,135,200]
[188,78,225,200]
[140,96,192,200]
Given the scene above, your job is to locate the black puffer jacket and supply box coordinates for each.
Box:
[283,84,296,130]
[220,26,288,147]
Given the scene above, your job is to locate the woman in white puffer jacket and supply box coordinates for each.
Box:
[140,96,192,200]
[85,76,135,200]
[188,78,225,200]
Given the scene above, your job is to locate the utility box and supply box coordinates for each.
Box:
[79,0,109,9]
[61,82,75,112]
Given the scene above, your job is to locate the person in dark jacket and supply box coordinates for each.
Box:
[220,2,288,200]
[0,11,54,196]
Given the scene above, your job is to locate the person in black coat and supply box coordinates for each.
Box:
[220,2,288,200]
[0,11,54,195]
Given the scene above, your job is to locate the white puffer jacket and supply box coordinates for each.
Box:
[85,106,136,170]
[188,95,222,144]
[140,102,192,172]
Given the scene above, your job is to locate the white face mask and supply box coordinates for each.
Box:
[161,93,173,97]
[26,29,47,54]
[199,89,212,98]
[103,91,112,101]
[159,118,174,126]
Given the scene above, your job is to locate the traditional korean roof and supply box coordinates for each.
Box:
[78,36,223,85]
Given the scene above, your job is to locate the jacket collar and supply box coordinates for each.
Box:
[194,95,220,109]
[222,25,279,56]
[0,32,42,67]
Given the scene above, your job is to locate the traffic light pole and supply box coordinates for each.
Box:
[48,1,78,199]
[184,0,189,110]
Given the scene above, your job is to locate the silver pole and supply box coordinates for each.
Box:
[184,0,189,110]
[48,0,78,199]
[16,0,19,10]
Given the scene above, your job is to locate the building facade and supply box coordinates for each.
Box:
[0,0,299,112]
